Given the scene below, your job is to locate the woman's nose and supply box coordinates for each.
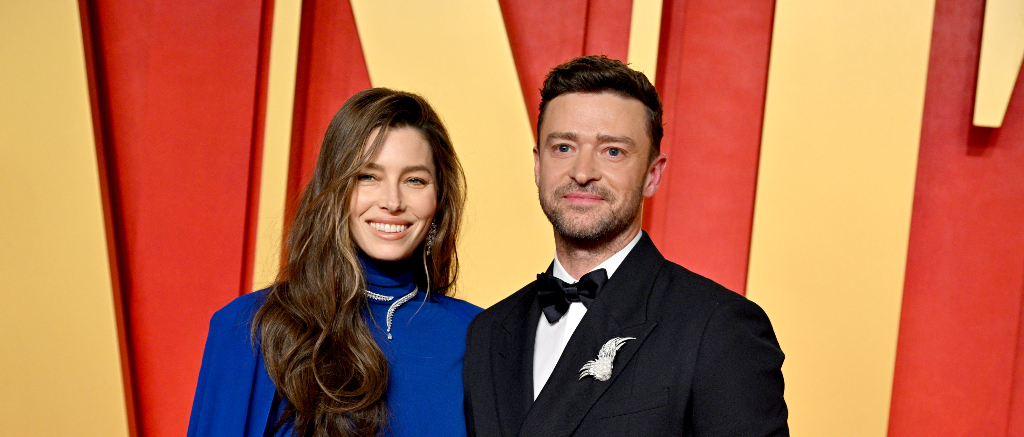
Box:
[381,183,403,212]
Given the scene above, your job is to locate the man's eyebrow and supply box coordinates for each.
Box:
[544,132,578,143]
[544,131,635,146]
[596,134,635,146]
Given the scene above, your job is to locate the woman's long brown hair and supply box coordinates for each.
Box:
[252,88,466,437]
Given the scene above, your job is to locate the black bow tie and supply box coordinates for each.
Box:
[536,268,608,324]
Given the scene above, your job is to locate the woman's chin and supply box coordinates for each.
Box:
[358,245,417,262]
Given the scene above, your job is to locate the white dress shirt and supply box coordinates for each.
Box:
[532,231,643,399]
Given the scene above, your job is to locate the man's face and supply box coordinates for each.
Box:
[534,92,666,243]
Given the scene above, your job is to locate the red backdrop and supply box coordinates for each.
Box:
[81,1,271,435]
[643,0,776,295]
[498,0,632,137]
[888,0,1024,435]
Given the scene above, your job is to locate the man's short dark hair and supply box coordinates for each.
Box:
[538,55,663,160]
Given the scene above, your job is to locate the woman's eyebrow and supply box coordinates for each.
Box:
[401,165,433,174]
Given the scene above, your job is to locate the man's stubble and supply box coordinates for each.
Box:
[539,180,644,245]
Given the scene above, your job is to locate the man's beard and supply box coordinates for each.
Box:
[539,181,643,244]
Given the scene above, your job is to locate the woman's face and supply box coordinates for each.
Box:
[349,126,438,261]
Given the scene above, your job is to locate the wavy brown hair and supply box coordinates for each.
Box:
[253,88,465,437]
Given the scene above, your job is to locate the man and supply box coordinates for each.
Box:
[463,56,788,436]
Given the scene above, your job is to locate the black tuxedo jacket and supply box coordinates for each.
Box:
[463,232,788,436]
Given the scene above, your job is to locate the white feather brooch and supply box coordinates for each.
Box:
[579,337,635,381]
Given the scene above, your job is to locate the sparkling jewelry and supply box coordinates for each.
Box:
[363,287,418,340]
[579,337,635,381]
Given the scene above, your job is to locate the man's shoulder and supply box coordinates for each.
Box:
[658,260,738,295]
[618,231,742,308]
[648,259,761,315]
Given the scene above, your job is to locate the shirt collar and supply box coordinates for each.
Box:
[552,230,643,284]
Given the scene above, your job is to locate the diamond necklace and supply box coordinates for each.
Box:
[363,287,418,340]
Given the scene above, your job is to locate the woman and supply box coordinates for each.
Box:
[188,88,481,437]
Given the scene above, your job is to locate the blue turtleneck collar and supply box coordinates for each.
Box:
[358,251,417,298]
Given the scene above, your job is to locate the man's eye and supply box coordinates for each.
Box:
[556,145,571,153]
[607,148,622,157]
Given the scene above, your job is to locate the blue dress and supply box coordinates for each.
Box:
[187,255,481,436]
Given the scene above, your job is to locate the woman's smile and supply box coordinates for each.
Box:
[368,221,409,234]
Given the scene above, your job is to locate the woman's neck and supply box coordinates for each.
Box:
[358,251,416,296]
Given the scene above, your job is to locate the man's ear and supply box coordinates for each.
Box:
[533,146,541,187]
[642,153,668,198]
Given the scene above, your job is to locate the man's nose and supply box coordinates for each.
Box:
[570,149,600,184]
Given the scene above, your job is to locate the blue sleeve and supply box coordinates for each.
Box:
[188,291,277,437]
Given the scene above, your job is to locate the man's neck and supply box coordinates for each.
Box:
[554,225,641,280]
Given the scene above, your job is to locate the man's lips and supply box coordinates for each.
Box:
[562,192,604,204]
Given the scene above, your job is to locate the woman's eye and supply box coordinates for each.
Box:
[556,144,571,153]
[357,174,376,182]
[406,177,430,186]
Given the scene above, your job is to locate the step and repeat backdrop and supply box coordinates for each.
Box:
[2,0,1022,436]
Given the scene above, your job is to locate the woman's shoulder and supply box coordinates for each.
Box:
[208,288,270,336]
[431,294,483,324]
[196,289,271,381]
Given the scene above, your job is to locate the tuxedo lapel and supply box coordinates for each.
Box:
[520,303,656,436]
[519,233,665,436]
[491,284,542,437]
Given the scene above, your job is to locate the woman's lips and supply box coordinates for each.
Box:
[369,222,408,233]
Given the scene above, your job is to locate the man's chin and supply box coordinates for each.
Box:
[546,209,641,245]
[542,202,630,241]
[551,218,616,242]
[549,215,597,233]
